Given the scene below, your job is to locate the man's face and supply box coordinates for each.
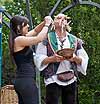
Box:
[54,14,67,28]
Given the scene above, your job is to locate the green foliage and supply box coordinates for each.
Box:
[0,0,13,6]
[2,0,100,103]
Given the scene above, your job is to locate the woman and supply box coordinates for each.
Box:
[9,15,52,104]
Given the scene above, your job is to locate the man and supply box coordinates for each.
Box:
[34,13,89,104]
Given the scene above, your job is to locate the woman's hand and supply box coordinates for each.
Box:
[44,16,53,26]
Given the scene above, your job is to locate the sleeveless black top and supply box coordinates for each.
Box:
[13,46,36,78]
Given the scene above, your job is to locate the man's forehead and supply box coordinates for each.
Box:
[54,14,71,20]
[56,14,65,18]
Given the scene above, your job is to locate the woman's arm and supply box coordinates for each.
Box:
[15,16,53,47]
[15,25,50,46]
[26,21,45,37]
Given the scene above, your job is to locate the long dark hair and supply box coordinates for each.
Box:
[9,15,29,62]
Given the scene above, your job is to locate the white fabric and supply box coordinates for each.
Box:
[76,47,89,75]
[34,45,48,71]
[56,60,73,74]
[44,75,77,86]
[56,34,70,50]
[34,33,89,86]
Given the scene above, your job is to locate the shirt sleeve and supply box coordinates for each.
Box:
[76,47,89,75]
[34,42,48,71]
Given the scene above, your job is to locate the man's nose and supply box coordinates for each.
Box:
[59,19,63,26]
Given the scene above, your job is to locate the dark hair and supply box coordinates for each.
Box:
[9,15,29,62]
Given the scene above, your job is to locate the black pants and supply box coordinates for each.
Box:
[46,82,79,104]
[14,78,39,104]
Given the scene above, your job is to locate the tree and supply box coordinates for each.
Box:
[2,0,100,103]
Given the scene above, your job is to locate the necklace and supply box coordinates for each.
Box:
[57,37,66,49]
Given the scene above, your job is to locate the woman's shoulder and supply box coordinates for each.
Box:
[15,36,26,40]
[14,36,26,52]
[14,35,28,45]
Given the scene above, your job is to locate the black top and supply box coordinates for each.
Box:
[13,46,36,78]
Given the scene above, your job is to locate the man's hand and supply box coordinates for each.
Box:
[68,54,82,65]
[53,53,65,62]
